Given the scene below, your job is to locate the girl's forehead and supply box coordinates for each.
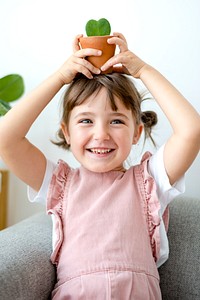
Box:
[78,88,128,111]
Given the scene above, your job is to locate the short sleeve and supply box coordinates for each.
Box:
[148,144,185,213]
[27,159,57,205]
[148,145,185,267]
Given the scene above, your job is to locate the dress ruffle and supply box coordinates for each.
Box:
[47,160,70,264]
[137,152,169,263]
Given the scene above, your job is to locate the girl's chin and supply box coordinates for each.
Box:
[82,163,125,173]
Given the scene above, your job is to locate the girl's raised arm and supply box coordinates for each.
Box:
[139,65,200,185]
[0,74,65,191]
[102,33,200,185]
[0,36,101,191]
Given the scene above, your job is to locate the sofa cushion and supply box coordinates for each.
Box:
[159,196,200,300]
[0,212,56,300]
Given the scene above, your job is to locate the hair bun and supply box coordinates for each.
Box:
[141,111,158,128]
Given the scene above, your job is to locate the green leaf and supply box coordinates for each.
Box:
[0,74,24,103]
[0,99,11,116]
[86,18,111,36]
[98,18,111,36]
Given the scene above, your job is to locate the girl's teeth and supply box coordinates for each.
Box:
[91,149,111,154]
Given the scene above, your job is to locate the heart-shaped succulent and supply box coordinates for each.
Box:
[85,18,111,36]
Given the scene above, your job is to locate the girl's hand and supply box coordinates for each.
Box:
[101,32,147,78]
[56,34,101,84]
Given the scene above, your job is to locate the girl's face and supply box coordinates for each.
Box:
[61,88,143,173]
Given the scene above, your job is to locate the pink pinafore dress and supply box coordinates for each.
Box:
[47,153,164,299]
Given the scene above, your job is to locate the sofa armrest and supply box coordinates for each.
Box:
[159,195,200,300]
[0,212,56,300]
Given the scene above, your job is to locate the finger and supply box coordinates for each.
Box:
[74,63,94,79]
[74,48,102,59]
[72,34,83,53]
[79,58,101,75]
[101,53,125,72]
[72,55,101,76]
[113,32,127,43]
[107,36,128,52]
[67,61,93,79]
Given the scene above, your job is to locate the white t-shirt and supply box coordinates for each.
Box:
[28,145,185,268]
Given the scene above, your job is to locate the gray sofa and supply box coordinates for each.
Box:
[0,195,199,300]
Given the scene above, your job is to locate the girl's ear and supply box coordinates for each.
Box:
[61,122,70,145]
[132,124,143,145]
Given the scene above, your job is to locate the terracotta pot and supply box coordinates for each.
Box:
[79,36,116,74]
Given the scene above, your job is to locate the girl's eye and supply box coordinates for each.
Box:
[79,119,92,124]
[111,119,124,124]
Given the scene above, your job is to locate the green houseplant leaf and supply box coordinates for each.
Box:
[0,74,24,103]
[0,100,11,116]
[0,74,24,116]
[86,18,111,36]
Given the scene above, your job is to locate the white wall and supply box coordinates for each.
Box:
[0,0,199,226]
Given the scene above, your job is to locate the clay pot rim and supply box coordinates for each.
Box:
[80,35,113,40]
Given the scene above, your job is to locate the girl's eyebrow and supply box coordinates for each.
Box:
[74,112,129,120]
[109,112,129,120]
[74,112,95,119]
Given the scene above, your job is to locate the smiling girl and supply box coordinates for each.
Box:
[0,33,199,299]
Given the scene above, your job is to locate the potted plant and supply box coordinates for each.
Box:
[0,74,24,116]
[79,18,116,74]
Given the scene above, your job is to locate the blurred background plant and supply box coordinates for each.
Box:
[0,74,24,116]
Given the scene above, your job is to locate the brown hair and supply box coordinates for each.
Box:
[53,73,157,149]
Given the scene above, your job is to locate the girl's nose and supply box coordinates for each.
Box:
[93,124,110,141]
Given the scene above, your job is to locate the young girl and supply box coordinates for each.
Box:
[0,33,199,299]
